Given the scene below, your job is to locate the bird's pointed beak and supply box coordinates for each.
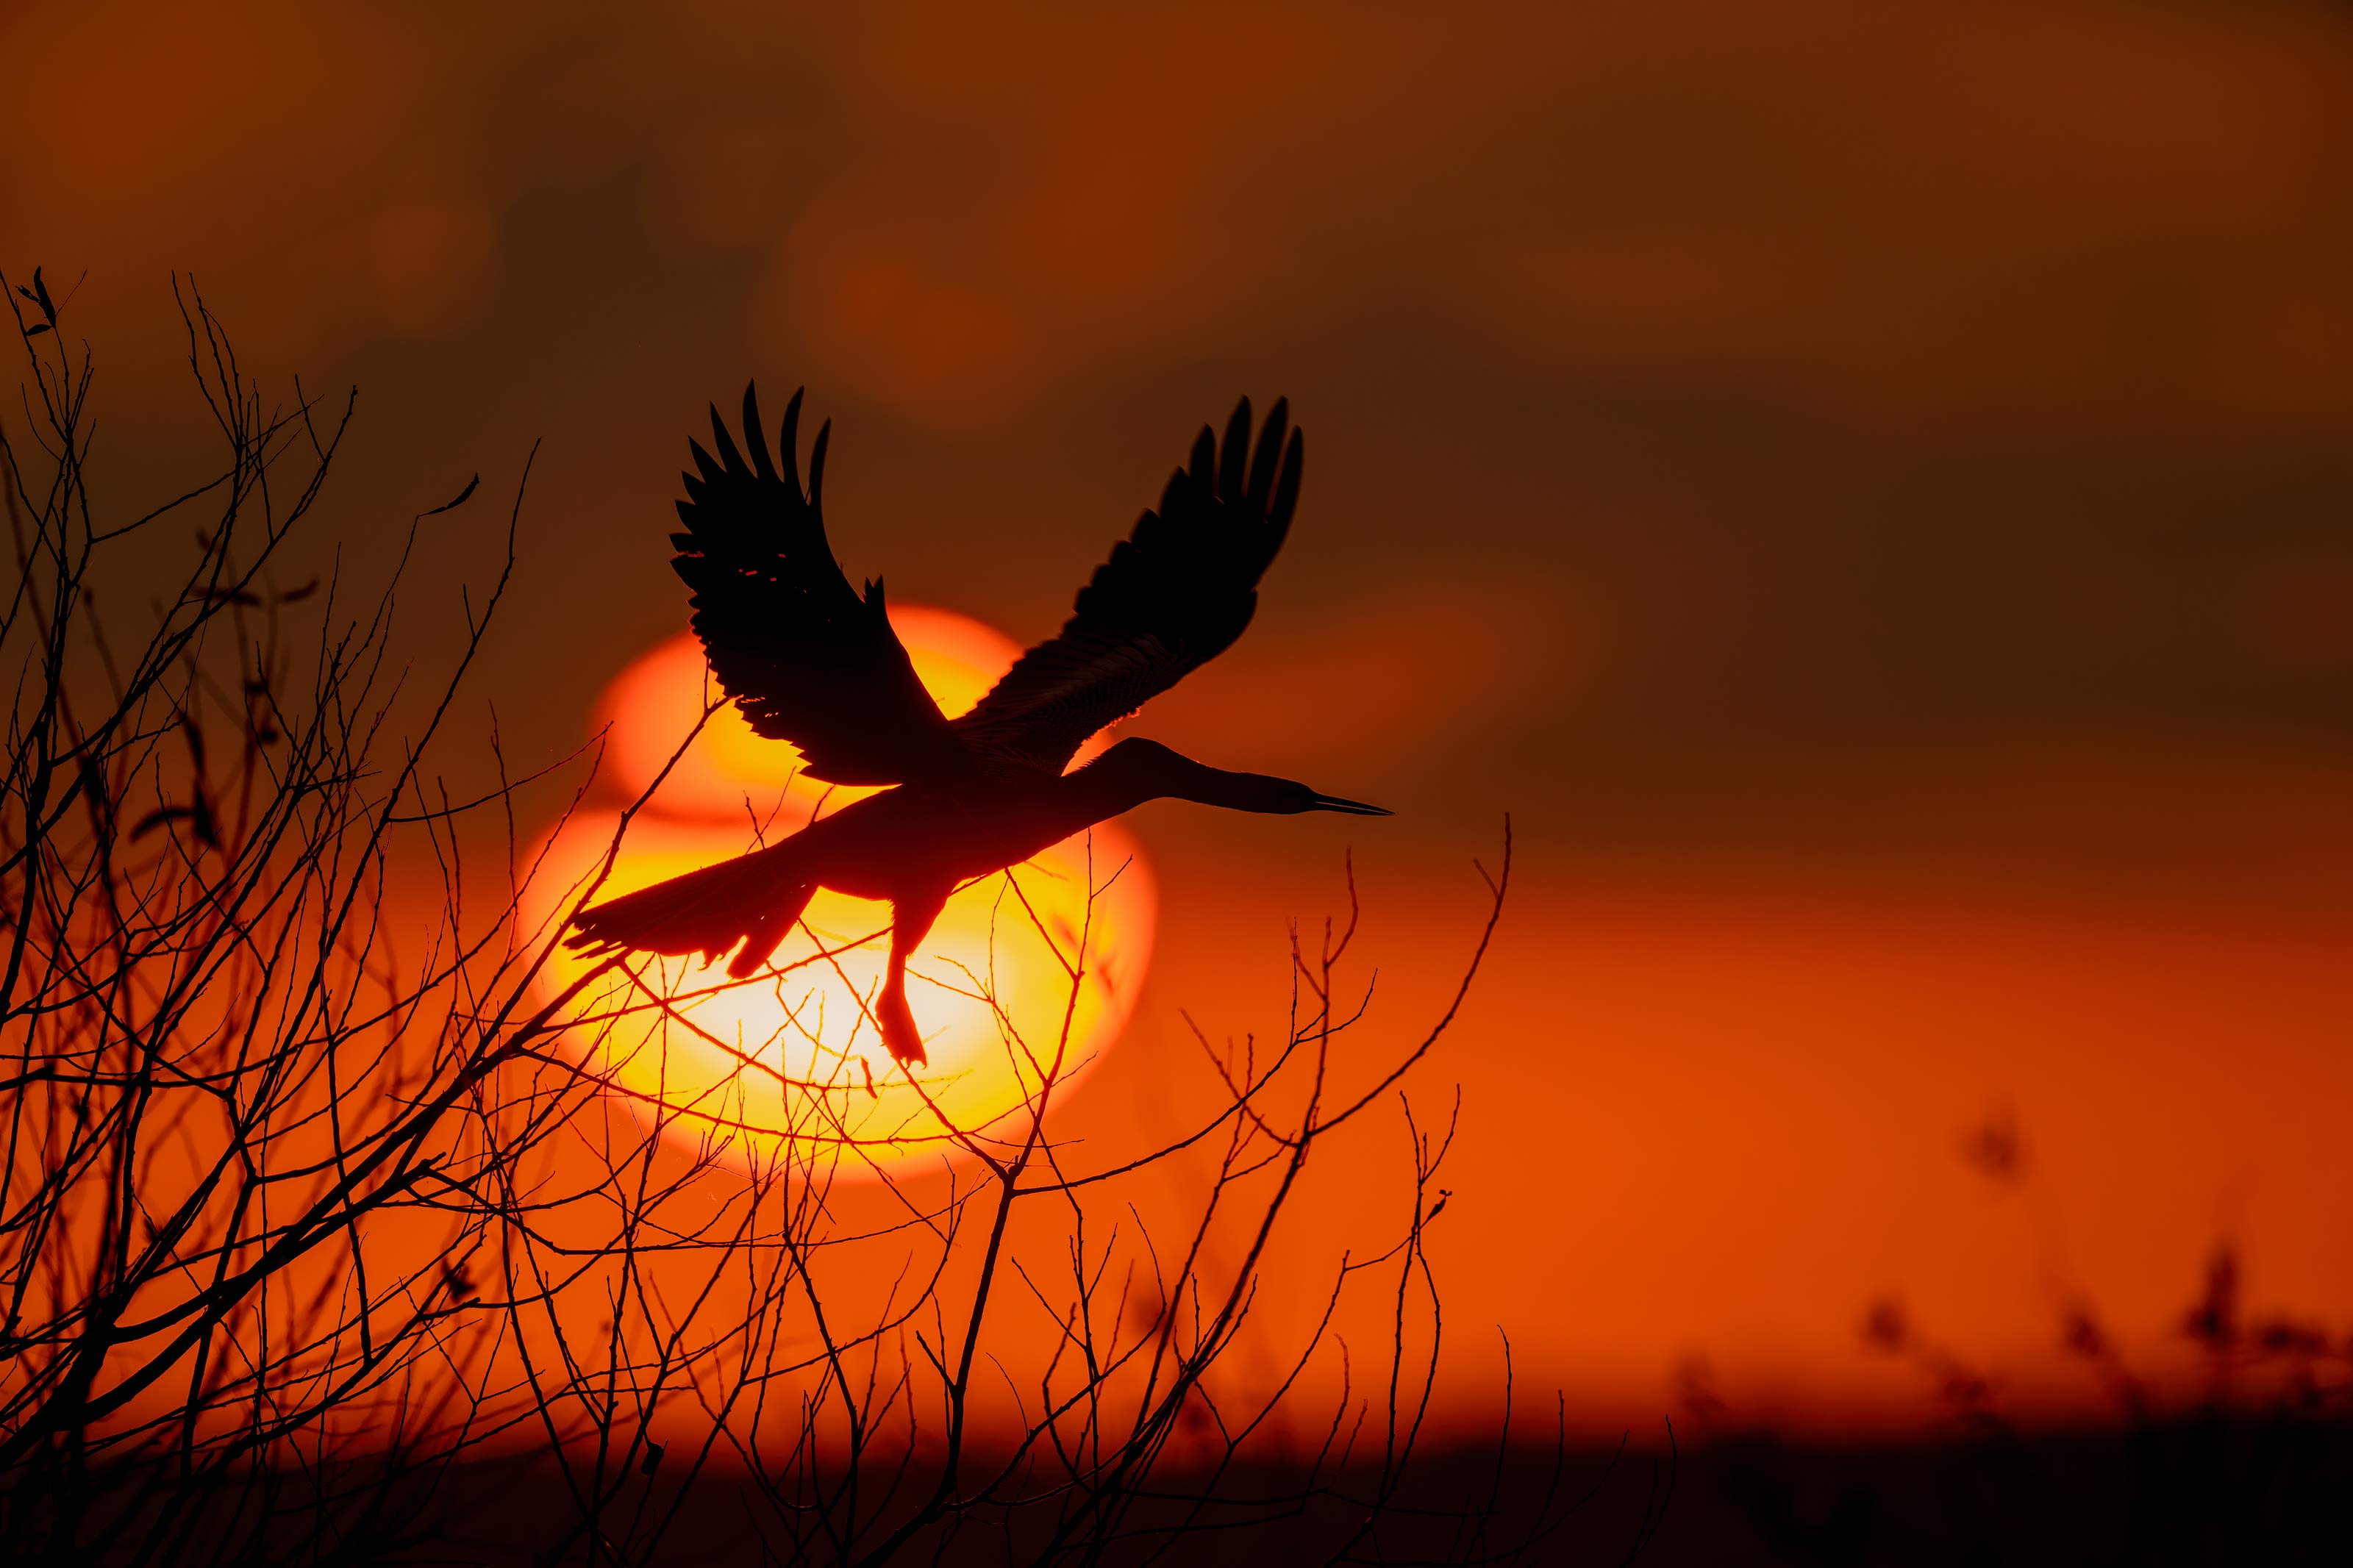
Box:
[1307,792,1393,816]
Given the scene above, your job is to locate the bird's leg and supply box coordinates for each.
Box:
[875,884,949,1067]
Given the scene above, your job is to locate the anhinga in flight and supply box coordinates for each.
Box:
[568,386,1388,1067]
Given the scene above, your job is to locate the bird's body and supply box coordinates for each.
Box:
[807,778,1079,901]
[568,387,1385,1065]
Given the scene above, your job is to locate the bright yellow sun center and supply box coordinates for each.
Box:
[524,608,1154,1178]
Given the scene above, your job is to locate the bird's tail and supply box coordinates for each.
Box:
[565,841,815,979]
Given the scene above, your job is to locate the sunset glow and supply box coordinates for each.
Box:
[526,611,1154,1175]
[22,4,2353,1553]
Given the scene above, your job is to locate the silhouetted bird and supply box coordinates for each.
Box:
[567,387,1388,1066]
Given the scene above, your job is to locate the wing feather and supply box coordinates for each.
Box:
[953,398,1302,776]
[669,384,969,787]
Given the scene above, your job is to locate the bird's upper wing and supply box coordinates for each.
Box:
[670,385,971,787]
[952,398,1302,777]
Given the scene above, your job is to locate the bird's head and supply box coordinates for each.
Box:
[1087,737,1391,817]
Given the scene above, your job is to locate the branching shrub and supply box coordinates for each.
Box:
[0,277,1567,1567]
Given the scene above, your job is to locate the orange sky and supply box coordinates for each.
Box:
[9,0,2353,1433]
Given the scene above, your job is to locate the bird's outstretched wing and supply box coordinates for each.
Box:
[671,385,971,787]
[953,398,1302,777]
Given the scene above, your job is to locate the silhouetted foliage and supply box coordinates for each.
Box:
[1679,1107,2353,1564]
[0,276,1579,1567]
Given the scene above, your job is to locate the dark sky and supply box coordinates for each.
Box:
[12,0,2352,898]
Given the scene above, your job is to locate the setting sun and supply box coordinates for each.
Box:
[525,609,1154,1176]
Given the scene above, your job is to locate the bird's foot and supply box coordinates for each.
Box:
[877,988,928,1068]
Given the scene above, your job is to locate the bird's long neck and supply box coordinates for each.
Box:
[1049,740,1274,834]
[1051,756,1170,834]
